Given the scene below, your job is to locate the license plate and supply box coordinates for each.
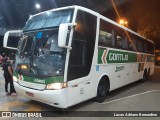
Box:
[26,92,34,97]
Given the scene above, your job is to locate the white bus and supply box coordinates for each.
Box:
[4,6,155,108]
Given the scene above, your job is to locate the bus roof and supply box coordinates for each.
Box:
[30,5,154,44]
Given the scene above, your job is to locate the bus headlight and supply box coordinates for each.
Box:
[13,76,18,82]
[46,82,67,90]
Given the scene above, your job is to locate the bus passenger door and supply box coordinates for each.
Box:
[66,31,95,107]
[66,10,97,107]
[3,30,22,50]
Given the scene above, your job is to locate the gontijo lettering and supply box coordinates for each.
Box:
[109,53,128,61]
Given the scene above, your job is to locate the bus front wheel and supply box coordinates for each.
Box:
[95,79,108,103]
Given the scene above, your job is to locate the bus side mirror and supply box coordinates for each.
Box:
[58,23,76,49]
[3,30,22,50]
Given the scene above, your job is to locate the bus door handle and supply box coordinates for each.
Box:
[85,82,90,85]
[71,84,78,88]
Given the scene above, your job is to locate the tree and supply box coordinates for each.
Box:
[136,14,160,49]
[137,25,158,39]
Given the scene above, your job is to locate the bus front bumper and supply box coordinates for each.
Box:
[14,82,68,108]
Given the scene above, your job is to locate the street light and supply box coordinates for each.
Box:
[35,3,41,10]
[118,19,128,27]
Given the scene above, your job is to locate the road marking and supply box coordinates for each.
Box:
[99,90,160,105]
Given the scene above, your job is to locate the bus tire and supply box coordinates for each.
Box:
[95,79,108,103]
[141,70,148,82]
[148,68,150,80]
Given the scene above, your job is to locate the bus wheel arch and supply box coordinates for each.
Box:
[148,68,150,76]
[94,75,110,103]
[147,67,151,80]
[141,68,148,82]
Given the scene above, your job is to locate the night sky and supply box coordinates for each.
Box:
[0,0,129,29]
[124,0,160,30]
[119,0,160,49]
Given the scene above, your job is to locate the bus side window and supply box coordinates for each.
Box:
[116,35,127,49]
[114,27,128,49]
[99,30,112,47]
[129,35,137,51]
[123,37,128,49]
[116,35,122,48]
[144,43,147,53]
[128,41,134,51]
[147,42,154,54]
[99,19,116,47]
[137,38,143,52]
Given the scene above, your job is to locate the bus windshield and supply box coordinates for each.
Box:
[14,29,66,77]
[24,9,73,31]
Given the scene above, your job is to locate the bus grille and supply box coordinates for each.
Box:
[18,80,46,90]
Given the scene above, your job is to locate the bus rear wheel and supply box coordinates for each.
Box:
[95,79,108,103]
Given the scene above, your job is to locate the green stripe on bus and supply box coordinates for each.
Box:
[98,48,137,64]
[13,71,64,84]
[23,76,64,84]
[107,50,137,63]
[98,48,154,64]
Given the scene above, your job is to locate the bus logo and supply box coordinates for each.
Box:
[34,79,45,84]
[109,53,128,61]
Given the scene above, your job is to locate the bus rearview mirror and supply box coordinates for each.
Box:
[58,23,76,49]
[3,30,22,50]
